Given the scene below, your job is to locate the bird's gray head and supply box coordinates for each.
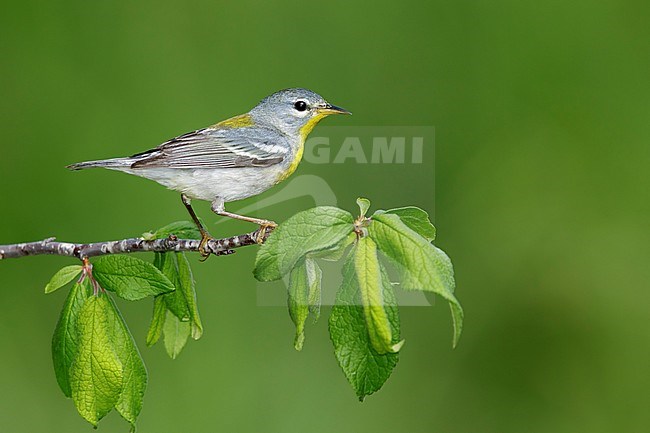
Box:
[249,88,350,137]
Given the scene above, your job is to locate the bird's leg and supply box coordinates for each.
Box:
[217,210,278,244]
[211,198,276,244]
[181,194,213,260]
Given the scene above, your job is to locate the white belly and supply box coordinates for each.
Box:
[117,166,284,203]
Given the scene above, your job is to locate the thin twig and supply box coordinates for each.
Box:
[0,227,273,261]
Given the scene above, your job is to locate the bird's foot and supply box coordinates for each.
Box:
[256,220,277,244]
[198,232,216,261]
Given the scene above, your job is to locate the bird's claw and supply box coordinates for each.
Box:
[256,221,277,244]
[198,233,215,261]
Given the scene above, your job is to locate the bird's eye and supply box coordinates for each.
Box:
[294,100,308,112]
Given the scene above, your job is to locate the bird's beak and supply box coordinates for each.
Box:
[318,103,352,115]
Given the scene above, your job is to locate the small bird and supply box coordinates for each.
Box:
[67,88,350,257]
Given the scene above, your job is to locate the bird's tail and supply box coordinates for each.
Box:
[66,157,133,171]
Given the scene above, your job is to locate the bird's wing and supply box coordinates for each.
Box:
[130,127,288,169]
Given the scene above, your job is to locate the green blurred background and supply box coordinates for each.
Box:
[1,1,649,432]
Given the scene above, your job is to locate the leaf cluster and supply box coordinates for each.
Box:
[253,199,462,400]
[47,221,202,430]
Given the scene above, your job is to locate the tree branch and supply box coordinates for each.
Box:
[0,227,272,261]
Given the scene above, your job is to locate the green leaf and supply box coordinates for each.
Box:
[52,279,91,397]
[308,232,355,262]
[146,296,166,347]
[45,265,83,294]
[449,302,464,347]
[354,237,403,354]
[368,213,463,346]
[149,251,201,355]
[154,252,202,339]
[105,296,147,429]
[70,295,124,427]
[254,206,354,281]
[378,206,436,241]
[93,255,175,301]
[357,197,371,217]
[163,310,190,359]
[287,260,310,351]
[329,252,401,401]
[306,258,322,322]
[159,253,190,321]
[146,221,202,240]
[153,252,164,269]
[287,257,323,350]
[176,252,203,340]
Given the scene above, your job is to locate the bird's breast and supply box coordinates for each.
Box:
[275,137,305,183]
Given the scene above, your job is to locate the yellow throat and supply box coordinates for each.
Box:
[277,112,329,182]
